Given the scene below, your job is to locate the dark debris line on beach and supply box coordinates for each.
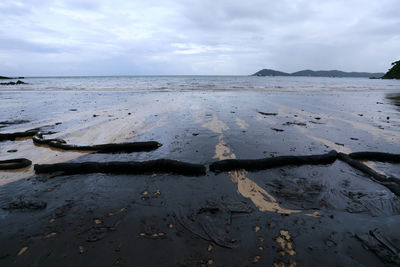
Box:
[34,159,206,176]
[0,128,42,141]
[0,158,32,170]
[2,127,400,195]
[31,150,400,196]
[33,132,162,153]
[209,150,338,172]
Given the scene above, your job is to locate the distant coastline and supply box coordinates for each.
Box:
[252,69,384,78]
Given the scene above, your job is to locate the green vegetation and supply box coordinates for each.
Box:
[382,60,400,79]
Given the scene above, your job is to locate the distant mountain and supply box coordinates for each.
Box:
[252,69,384,78]
[252,69,291,77]
[382,60,400,79]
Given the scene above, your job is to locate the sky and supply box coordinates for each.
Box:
[0,0,399,76]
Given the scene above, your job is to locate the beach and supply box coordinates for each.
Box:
[1,77,400,266]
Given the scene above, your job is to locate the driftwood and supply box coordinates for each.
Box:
[34,159,206,176]
[210,150,338,172]
[33,133,161,153]
[338,153,400,196]
[0,158,32,170]
[349,152,400,163]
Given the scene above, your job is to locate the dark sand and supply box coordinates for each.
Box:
[1,90,400,266]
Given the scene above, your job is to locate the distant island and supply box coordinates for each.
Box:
[0,75,24,79]
[252,69,384,78]
[382,60,400,79]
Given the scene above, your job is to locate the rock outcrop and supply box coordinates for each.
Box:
[0,80,27,85]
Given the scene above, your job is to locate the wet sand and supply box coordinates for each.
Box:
[1,90,400,266]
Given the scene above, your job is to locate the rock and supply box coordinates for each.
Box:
[0,80,27,85]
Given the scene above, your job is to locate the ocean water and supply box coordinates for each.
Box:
[1,76,400,92]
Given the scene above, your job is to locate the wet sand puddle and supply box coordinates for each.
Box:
[267,100,400,145]
[261,101,398,175]
[0,100,179,185]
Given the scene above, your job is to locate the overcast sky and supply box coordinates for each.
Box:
[0,0,399,76]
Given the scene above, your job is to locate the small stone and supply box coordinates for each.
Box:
[253,255,261,263]
[207,245,213,252]
[94,219,102,224]
[45,232,57,238]
[17,247,28,256]
[79,246,85,254]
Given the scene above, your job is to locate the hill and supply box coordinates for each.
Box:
[252,69,291,76]
[252,69,384,78]
[382,60,400,79]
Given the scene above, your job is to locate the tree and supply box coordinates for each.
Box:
[382,60,400,79]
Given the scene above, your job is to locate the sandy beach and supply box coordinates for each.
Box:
[1,88,400,266]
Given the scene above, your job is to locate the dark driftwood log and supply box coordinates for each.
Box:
[338,153,400,196]
[349,152,400,162]
[33,133,161,153]
[34,159,206,176]
[209,150,338,172]
[0,158,32,170]
[0,129,39,141]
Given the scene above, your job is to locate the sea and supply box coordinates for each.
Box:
[1,76,400,92]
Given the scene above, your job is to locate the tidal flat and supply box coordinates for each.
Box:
[1,88,400,266]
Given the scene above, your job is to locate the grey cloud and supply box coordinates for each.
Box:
[0,0,399,76]
[0,37,65,53]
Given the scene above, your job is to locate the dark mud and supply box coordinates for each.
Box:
[3,197,47,211]
[1,90,400,266]
[33,133,161,153]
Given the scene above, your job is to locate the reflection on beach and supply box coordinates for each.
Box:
[0,103,173,185]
